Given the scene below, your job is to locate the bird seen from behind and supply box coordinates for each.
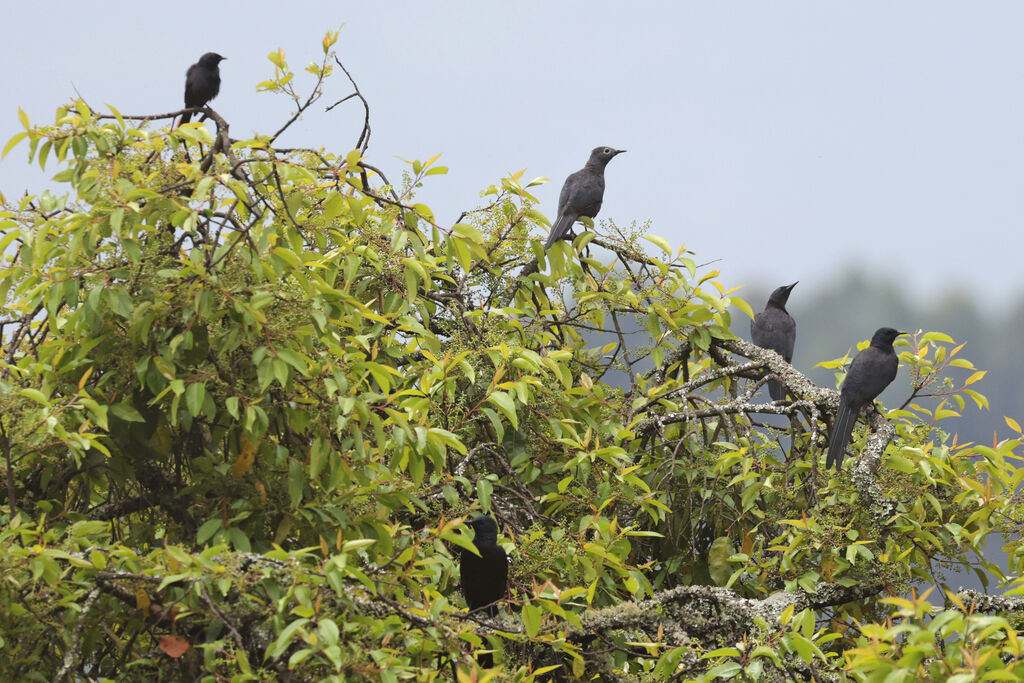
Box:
[181,52,226,125]
[460,515,508,668]
[750,281,798,401]
[544,146,625,250]
[826,327,905,470]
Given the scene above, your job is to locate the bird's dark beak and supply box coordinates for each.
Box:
[615,149,626,155]
[787,281,798,289]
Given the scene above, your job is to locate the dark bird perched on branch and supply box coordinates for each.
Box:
[181,52,226,125]
[750,282,798,401]
[460,515,508,668]
[544,146,625,250]
[826,327,905,470]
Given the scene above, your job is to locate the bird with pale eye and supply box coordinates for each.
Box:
[544,146,625,250]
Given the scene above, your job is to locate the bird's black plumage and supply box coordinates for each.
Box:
[750,282,798,401]
[826,327,904,470]
[460,515,508,668]
[181,52,226,124]
[544,146,625,250]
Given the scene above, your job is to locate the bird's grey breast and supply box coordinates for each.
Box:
[572,172,605,218]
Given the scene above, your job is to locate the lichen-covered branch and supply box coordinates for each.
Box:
[956,589,1024,614]
[566,581,885,646]
[851,414,900,521]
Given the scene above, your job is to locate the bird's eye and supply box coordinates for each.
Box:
[604,148,613,154]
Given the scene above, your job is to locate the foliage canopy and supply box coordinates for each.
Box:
[1,32,1023,682]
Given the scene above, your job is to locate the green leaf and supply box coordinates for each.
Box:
[730,296,755,320]
[19,388,49,404]
[522,602,542,637]
[886,455,916,473]
[705,661,742,678]
[341,539,376,553]
[441,528,480,557]
[486,391,518,429]
[272,246,302,270]
[3,131,29,159]
[708,536,736,586]
[452,223,485,244]
[185,382,206,417]
[109,403,145,422]
[70,521,110,538]
[196,518,222,545]
[642,234,672,255]
[477,478,492,513]
[288,459,304,508]
[266,618,310,659]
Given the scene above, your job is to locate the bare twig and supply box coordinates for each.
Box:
[328,56,372,153]
[200,582,246,653]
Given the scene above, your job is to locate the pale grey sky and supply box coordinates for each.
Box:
[3,2,1022,309]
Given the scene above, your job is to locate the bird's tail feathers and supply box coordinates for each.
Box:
[543,214,575,251]
[768,378,786,401]
[826,400,857,469]
[179,111,192,126]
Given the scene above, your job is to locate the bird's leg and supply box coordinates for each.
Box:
[784,413,801,465]
[175,129,193,163]
[579,245,596,282]
[866,402,884,432]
